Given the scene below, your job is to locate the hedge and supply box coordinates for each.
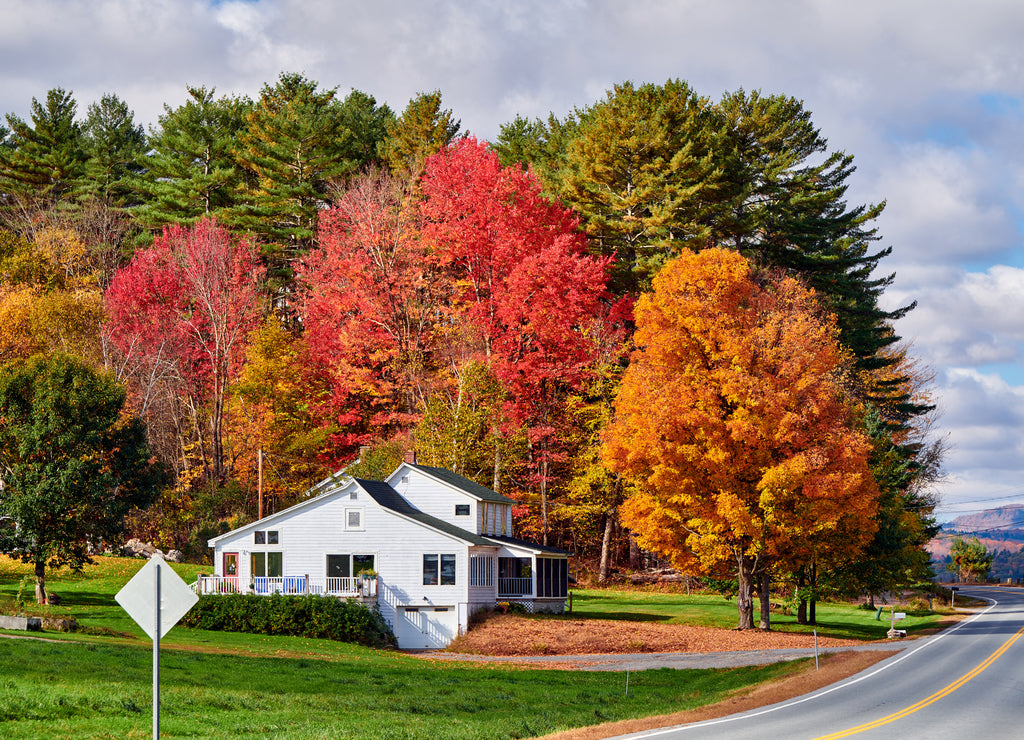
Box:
[181,593,396,648]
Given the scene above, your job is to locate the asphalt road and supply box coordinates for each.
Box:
[613,586,1024,739]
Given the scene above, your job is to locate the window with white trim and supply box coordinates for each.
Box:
[254,530,279,544]
[423,554,456,585]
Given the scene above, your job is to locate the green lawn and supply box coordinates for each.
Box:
[0,636,803,740]
[0,555,819,739]
[567,587,947,640]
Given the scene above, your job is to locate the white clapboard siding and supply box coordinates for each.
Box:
[392,467,479,530]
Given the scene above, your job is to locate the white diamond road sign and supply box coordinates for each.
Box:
[115,553,198,640]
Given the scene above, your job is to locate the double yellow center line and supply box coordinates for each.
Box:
[815,623,1024,738]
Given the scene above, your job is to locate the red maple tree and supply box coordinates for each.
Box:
[420,138,613,540]
[105,218,265,483]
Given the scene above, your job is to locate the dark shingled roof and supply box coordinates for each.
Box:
[485,534,570,556]
[355,479,496,547]
[408,464,516,504]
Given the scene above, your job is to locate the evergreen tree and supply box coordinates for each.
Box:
[233,73,386,300]
[545,80,725,295]
[132,86,252,232]
[379,90,461,180]
[0,88,87,208]
[336,88,395,170]
[81,93,146,207]
[712,89,914,380]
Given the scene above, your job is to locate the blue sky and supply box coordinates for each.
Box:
[3,0,1023,522]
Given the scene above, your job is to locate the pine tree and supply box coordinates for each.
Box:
[546,80,725,295]
[379,90,461,180]
[132,86,252,232]
[233,73,387,301]
[0,89,87,208]
[81,93,147,207]
[711,89,914,380]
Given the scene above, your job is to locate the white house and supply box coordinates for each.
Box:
[200,458,569,649]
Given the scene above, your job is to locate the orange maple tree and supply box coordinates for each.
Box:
[603,248,879,630]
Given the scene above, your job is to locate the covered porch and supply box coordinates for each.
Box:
[492,538,569,614]
[192,574,378,600]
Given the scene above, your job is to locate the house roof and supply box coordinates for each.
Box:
[355,479,497,547]
[207,475,356,546]
[405,464,517,504]
[486,534,571,556]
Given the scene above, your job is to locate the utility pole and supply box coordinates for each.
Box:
[257,447,264,520]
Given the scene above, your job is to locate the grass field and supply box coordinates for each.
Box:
[567,588,947,640]
[0,555,942,738]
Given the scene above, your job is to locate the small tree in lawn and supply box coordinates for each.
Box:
[603,248,879,630]
[0,353,162,603]
[948,537,993,583]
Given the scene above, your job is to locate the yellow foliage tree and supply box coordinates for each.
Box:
[603,248,879,629]
[0,228,103,364]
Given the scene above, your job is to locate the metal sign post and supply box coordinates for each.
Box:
[116,554,198,740]
[153,561,160,740]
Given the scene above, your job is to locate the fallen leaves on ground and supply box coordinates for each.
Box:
[445,613,862,656]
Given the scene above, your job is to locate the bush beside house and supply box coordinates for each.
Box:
[182,593,396,648]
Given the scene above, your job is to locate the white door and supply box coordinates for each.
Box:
[397,606,458,649]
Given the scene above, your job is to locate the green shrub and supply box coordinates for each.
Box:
[181,594,396,648]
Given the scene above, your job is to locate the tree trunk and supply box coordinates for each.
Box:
[736,554,755,630]
[796,569,808,625]
[628,531,641,570]
[492,446,502,495]
[540,456,549,546]
[34,560,47,605]
[598,511,614,583]
[758,569,771,631]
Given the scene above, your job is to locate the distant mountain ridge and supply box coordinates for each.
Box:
[928,504,1024,561]
[948,503,1024,531]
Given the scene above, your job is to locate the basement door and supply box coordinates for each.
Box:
[397,606,458,649]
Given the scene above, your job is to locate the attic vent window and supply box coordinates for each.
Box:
[349,491,358,500]
[345,508,364,531]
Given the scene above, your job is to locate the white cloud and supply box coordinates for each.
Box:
[930,369,1024,517]
[893,265,1024,369]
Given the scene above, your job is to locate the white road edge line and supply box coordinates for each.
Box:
[622,595,1000,738]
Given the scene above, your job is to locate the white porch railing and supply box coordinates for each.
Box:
[193,575,377,598]
[498,577,533,598]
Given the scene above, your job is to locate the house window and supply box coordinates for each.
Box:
[345,508,363,531]
[254,530,279,544]
[423,554,456,585]
[251,551,283,578]
[455,504,470,516]
[469,555,494,587]
[327,554,375,578]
